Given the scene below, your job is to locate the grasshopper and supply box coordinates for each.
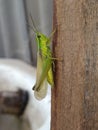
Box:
[30,16,55,100]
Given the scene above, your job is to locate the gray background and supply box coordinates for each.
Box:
[0,0,53,65]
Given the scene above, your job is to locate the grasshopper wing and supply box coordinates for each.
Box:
[34,78,48,100]
[33,52,48,100]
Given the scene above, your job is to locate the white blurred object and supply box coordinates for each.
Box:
[0,59,51,130]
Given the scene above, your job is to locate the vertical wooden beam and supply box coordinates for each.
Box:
[51,0,98,130]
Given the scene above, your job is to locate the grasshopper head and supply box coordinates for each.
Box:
[36,32,50,43]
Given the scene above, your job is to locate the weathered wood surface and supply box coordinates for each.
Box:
[51,0,98,130]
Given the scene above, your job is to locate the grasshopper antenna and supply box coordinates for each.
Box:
[49,28,56,38]
[29,13,39,33]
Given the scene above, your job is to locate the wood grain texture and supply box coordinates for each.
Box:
[51,0,98,130]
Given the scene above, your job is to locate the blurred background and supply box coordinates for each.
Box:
[0,0,53,130]
[0,0,53,65]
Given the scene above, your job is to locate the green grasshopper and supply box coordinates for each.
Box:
[30,16,55,100]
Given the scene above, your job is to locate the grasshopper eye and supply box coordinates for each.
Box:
[37,35,41,38]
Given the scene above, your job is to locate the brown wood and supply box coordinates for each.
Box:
[51,0,98,130]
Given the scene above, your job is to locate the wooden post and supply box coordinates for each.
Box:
[51,0,98,130]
